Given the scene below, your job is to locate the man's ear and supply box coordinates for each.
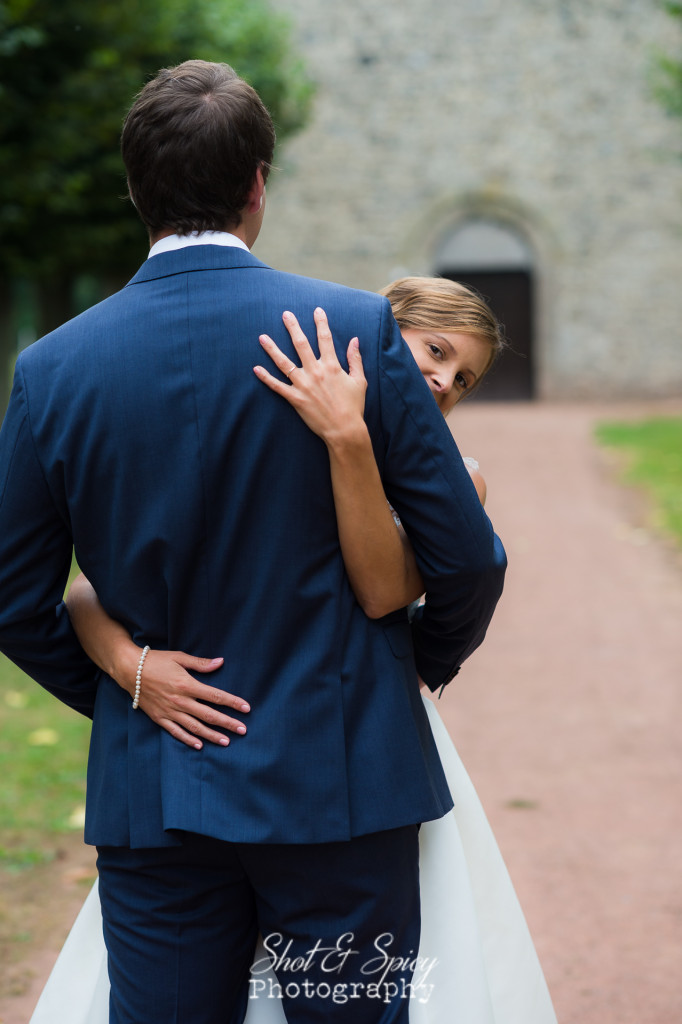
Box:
[245,166,266,214]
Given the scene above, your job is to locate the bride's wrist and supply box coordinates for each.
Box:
[323,418,370,454]
[110,640,146,696]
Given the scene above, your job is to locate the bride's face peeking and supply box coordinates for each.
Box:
[401,329,492,417]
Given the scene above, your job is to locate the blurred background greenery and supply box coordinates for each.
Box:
[0,654,91,870]
[0,0,313,414]
[0,559,90,870]
[595,417,682,546]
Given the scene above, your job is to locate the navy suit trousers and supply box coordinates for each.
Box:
[98,825,420,1024]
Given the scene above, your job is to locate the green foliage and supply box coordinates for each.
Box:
[654,2,682,121]
[0,0,313,282]
[595,417,682,545]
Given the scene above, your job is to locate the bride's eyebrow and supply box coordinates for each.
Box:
[427,332,455,354]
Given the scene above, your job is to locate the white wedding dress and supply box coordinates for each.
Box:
[30,694,557,1023]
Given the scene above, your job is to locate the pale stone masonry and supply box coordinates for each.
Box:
[256,0,682,398]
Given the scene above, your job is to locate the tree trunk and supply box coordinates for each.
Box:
[0,280,15,423]
[38,273,74,337]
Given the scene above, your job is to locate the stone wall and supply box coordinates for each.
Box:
[255,0,682,398]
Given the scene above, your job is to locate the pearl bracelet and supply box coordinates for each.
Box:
[132,645,150,710]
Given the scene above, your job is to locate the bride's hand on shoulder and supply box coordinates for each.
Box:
[123,647,251,750]
[254,307,367,447]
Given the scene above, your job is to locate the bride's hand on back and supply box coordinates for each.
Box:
[254,307,367,446]
[65,573,250,750]
[126,648,251,750]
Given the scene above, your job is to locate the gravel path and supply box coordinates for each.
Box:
[442,401,682,1024]
[2,400,681,1024]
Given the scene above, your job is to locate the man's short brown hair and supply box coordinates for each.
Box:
[121,60,275,236]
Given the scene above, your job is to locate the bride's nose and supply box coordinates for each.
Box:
[432,367,457,395]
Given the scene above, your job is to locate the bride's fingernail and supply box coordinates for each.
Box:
[209,658,223,666]
[194,741,202,750]
[220,737,230,746]
[240,703,250,712]
[283,311,293,320]
[237,725,246,735]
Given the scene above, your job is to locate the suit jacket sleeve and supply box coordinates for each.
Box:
[374,299,507,692]
[0,359,100,717]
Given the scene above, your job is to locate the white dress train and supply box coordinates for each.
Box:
[30,696,557,1023]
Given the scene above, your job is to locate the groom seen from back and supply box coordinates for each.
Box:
[0,61,506,1023]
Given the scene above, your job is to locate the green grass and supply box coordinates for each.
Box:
[0,555,91,869]
[595,417,682,545]
[0,659,91,867]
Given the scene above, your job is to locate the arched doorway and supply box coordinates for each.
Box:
[435,220,535,400]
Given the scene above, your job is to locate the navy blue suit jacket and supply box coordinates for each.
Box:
[0,245,506,847]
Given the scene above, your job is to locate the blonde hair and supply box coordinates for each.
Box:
[379,276,505,388]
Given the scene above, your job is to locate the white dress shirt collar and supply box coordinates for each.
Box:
[147,231,249,260]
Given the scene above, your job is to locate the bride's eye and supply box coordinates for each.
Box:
[455,372,468,390]
[427,343,444,360]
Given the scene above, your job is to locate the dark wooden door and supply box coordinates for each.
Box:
[439,268,534,400]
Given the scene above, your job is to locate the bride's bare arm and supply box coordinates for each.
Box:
[324,420,424,618]
[254,308,424,619]
[65,574,250,749]
[467,466,487,506]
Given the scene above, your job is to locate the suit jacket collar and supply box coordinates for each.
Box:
[125,244,273,286]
